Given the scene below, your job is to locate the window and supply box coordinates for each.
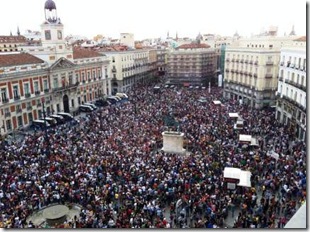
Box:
[82,73,85,81]
[34,81,39,92]
[1,88,7,101]
[71,99,74,108]
[24,83,30,94]
[53,78,58,88]
[68,74,73,85]
[6,120,12,131]
[57,30,62,40]
[76,73,79,82]
[13,85,19,98]
[28,112,33,122]
[17,116,23,127]
[93,70,96,78]
[45,30,51,40]
[43,79,48,90]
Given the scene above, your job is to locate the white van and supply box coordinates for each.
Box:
[116,93,129,99]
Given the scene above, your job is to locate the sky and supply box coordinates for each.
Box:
[0,0,307,40]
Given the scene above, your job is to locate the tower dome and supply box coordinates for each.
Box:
[44,0,56,11]
[44,0,59,23]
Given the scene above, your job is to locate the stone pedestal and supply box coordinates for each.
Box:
[162,131,186,154]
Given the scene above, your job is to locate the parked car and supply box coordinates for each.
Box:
[30,119,51,130]
[84,103,98,110]
[49,114,66,125]
[95,99,109,107]
[79,104,94,112]
[57,112,74,122]
[40,117,57,127]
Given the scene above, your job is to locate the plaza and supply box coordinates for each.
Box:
[0,83,306,228]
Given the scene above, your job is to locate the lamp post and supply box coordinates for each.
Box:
[41,97,50,156]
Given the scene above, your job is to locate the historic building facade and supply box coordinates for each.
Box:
[0,0,110,136]
[223,35,299,109]
[166,40,217,86]
[275,36,306,141]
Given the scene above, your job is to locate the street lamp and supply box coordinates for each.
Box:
[41,97,50,156]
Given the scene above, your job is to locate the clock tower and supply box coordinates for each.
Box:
[40,0,73,62]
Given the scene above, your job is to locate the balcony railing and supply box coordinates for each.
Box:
[37,102,42,107]
[44,89,49,93]
[266,61,274,66]
[254,61,258,65]
[35,90,40,95]
[52,82,79,93]
[27,106,32,110]
[14,95,21,100]
[5,112,11,118]
[16,109,22,114]
[279,76,283,81]
[25,93,31,98]
[265,73,272,78]
[2,98,9,103]
[253,73,257,78]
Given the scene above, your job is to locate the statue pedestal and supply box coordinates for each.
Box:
[162,131,186,154]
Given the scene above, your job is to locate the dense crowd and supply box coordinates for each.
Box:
[0,83,306,228]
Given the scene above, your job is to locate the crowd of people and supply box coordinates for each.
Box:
[0,82,306,228]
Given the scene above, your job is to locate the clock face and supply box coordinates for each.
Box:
[45,30,51,40]
[57,30,62,40]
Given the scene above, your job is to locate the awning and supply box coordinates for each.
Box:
[239,134,252,143]
[224,167,252,188]
[229,113,239,118]
[238,170,252,187]
[224,167,241,179]
[213,100,222,105]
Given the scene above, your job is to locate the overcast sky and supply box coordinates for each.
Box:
[0,0,307,40]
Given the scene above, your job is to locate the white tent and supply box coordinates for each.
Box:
[223,167,252,188]
[238,170,252,187]
[239,134,252,143]
[213,100,222,105]
[229,113,239,118]
[224,167,241,179]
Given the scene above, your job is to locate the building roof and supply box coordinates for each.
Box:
[0,35,27,43]
[95,45,129,52]
[294,36,306,42]
[177,43,210,49]
[0,53,45,67]
[73,47,104,59]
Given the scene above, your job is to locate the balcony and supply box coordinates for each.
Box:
[254,61,258,65]
[105,75,108,78]
[27,106,32,110]
[244,60,248,64]
[25,93,31,98]
[2,98,9,103]
[280,62,284,66]
[37,102,42,107]
[112,68,117,73]
[52,82,79,93]
[240,59,244,63]
[14,95,21,100]
[249,61,253,64]
[16,108,22,114]
[225,59,230,62]
[5,112,11,118]
[279,76,283,81]
[35,90,41,96]
[266,61,274,66]
[44,89,49,93]
[253,73,257,78]
[265,73,272,78]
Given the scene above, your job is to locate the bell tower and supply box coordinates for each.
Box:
[40,0,73,62]
[41,0,65,45]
